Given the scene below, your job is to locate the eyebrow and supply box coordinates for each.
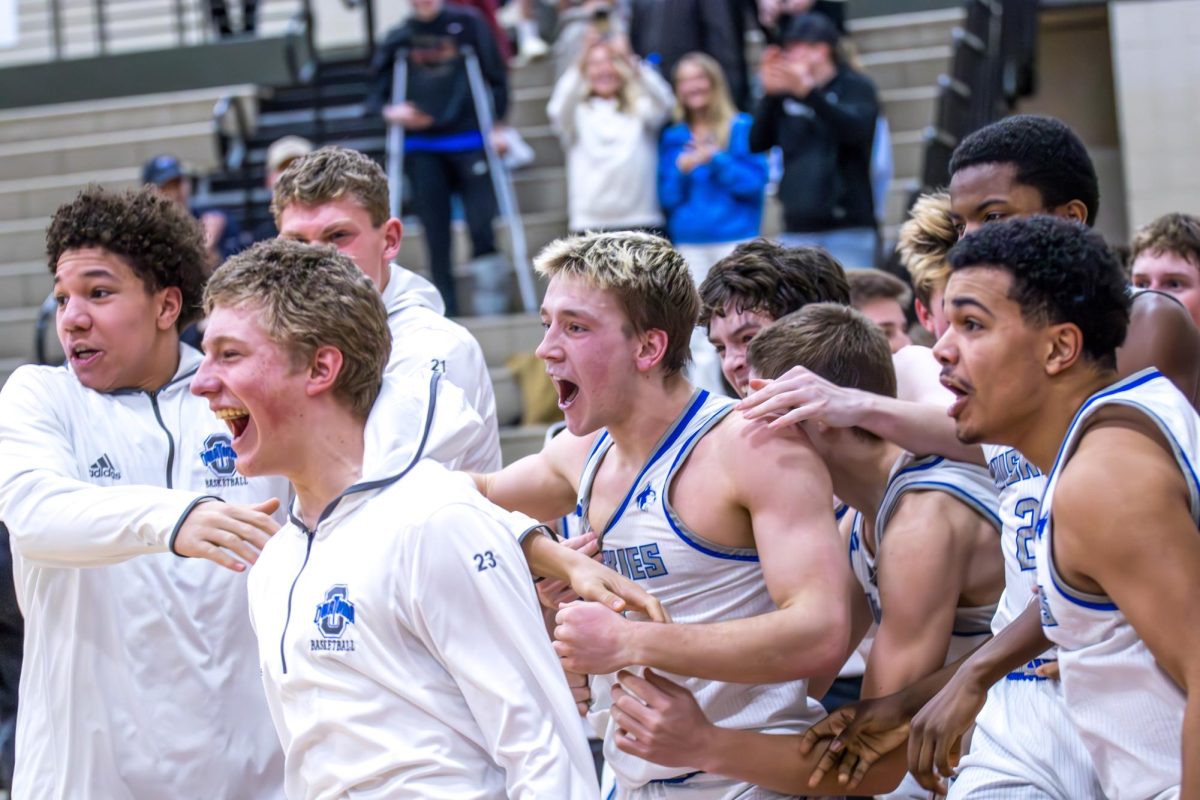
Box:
[199,333,247,353]
[949,296,995,317]
[970,198,1011,215]
[53,267,118,284]
[713,321,762,341]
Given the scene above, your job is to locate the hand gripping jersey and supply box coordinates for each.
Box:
[0,345,288,799]
[848,453,1002,665]
[248,446,595,798]
[576,390,826,791]
[1036,369,1199,800]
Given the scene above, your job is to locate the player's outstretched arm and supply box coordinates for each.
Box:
[908,598,1050,792]
[609,669,908,795]
[524,530,668,622]
[554,419,851,682]
[407,503,598,799]
[470,425,593,522]
[1057,424,1200,796]
[738,367,983,465]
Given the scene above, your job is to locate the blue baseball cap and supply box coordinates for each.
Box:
[142,154,186,186]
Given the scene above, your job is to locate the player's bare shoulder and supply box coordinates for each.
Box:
[540,423,604,493]
[706,410,834,499]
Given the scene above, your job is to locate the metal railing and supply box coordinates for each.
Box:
[919,0,1039,191]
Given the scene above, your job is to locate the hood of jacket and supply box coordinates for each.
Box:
[382,263,445,318]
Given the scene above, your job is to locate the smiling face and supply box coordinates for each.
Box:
[277,198,401,291]
[1131,250,1200,327]
[193,303,308,478]
[708,305,775,397]
[675,60,714,115]
[585,45,623,100]
[535,274,644,435]
[54,247,181,393]
[934,266,1049,445]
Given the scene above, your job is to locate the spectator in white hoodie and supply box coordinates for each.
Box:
[547,33,676,234]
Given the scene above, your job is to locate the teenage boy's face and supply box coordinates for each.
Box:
[1131,250,1200,328]
[948,163,1051,239]
[708,305,775,397]
[54,247,180,393]
[277,198,401,292]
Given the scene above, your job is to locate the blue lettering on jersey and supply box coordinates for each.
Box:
[636,483,657,512]
[602,543,669,581]
[987,448,1042,490]
[1037,584,1058,627]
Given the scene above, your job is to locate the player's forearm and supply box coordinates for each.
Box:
[627,606,848,683]
[521,531,571,580]
[858,396,982,465]
[958,603,1049,690]
[695,725,907,795]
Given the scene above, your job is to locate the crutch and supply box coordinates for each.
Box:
[385,49,408,219]
[461,45,537,313]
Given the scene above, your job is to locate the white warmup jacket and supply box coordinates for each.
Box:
[247,391,597,800]
[382,262,501,470]
[0,345,288,799]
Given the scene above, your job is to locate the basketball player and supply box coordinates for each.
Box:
[0,187,288,797]
[607,304,1002,797]
[473,231,853,798]
[272,145,501,471]
[937,217,1200,797]
[192,239,662,798]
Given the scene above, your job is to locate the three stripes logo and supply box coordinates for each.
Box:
[88,454,122,481]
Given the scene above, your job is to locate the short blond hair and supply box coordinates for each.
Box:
[204,239,391,418]
[270,146,390,228]
[535,231,697,377]
[897,190,956,306]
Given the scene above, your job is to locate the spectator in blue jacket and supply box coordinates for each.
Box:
[658,52,767,393]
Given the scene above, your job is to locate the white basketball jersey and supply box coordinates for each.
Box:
[982,443,1049,641]
[576,390,826,789]
[1036,369,1198,800]
[848,453,1001,664]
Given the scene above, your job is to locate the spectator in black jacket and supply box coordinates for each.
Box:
[369,0,510,316]
[630,0,751,109]
[750,13,879,268]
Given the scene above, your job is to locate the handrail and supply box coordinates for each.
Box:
[283,1,320,85]
[213,93,252,174]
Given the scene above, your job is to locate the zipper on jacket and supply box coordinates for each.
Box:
[148,392,176,489]
[280,529,316,675]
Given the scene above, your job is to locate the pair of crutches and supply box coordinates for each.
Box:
[385,46,536,313]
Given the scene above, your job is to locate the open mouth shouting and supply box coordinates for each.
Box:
[939,373,972,419]
[69,343,102,368]
[214,407,252,440]
[552,378,580,411]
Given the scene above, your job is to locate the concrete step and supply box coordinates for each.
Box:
[0,305,61,362]
[512,167,566,216]
[891,129,926,182]
[491,363,522,427]
[456,313,545,372]
[0,167,141,222]
[0,121,218,183]
[0,262,51,309]
[860,46,952,92]
[500,423,553,465]
[884,178,921,228]
[0,218,51,265]
[847,8,964,55]
[521,125,564,170]
[511,57,555,91]
[879,86,938,133]
[396,209,569,276]
[510,86,552,129]
[0,85,257,146]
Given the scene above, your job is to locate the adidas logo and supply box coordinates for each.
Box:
[88,454,122,480]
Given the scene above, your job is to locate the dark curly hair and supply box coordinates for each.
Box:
[46,186,208,330]
[949,115,1099,227]
[698,239,851,327]
[948,216,1129,369]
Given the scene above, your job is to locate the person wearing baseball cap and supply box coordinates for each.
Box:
[142,154,245,270]
[749,12,880,269]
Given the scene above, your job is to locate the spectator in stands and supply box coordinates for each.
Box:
[848,268,913,352]
[369,0,511,316]
[142,154,244,271]
[629,0,751,109]
[758,0,847,42]
[248,136,315,244]
[0,524,18,795]
[207,0,257,38]
[548,34,675,234]
[551,0,625,80]
[658,52,767,393]
[750,13,879,268]
[1131,212,1200,327]
[896,189,956,338]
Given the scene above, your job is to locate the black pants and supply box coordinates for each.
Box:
[0,525,22,791]
[208,0,259,36]
[406,148,498,317]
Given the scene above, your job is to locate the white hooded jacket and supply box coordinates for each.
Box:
[382,263,501,471]
[247,379,597,800]
[0,344,288,799]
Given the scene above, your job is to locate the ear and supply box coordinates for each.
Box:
[155,286,183,332]
[304,345,345,398]
[381,217,404,263]
[914,298,935,334]
[633,328,671,374]
[1054,199,1089,226]
[1043,322,1085,377]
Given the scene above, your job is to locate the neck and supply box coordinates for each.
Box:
[1009,368,1117,474]
[827,439,902,530]
[138,335,182,392]
[288,411,367,531]
[603,374,697,469]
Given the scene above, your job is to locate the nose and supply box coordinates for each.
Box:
[57,296,90,332]
[960,221,983,238]
[722,345,747,385]
[191,356,219,398]
[932,328,956,367]
[534,323,559,362]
